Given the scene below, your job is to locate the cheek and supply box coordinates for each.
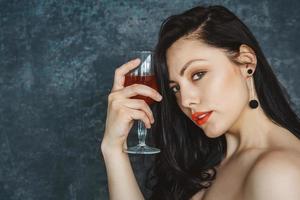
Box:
[204,70,249,135]
[207,70,248,108]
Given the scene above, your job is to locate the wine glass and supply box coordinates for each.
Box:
[123,50,161,154]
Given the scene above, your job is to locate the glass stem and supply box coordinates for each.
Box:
[137,120,147,146]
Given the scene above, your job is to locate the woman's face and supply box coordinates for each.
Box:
[166,37,249,138]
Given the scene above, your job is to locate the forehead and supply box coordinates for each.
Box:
[167,37,210,59]
[166,38,227,74]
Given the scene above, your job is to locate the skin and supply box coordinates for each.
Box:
[166,37,300,200]
[101,37,300,199]
[101,34,300,200]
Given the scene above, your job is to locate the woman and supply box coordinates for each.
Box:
[101,5,300,200]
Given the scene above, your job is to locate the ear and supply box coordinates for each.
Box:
[237,44,257,79]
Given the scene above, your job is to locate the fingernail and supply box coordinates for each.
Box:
[158,95,163,101]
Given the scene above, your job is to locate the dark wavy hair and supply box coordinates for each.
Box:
[145,4,300,200]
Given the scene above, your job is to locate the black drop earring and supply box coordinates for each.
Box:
[247,67,259,109]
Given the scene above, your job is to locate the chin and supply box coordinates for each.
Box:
[202,124,226,138]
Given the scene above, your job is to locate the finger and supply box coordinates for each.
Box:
[112,58,141,91]
[130,109,152,129]
[121,84,162,102]
[123,99,154,123]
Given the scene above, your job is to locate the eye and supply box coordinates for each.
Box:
[169,85,180,94]
[192,72,206,81]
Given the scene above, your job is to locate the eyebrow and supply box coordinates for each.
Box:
[169,58,207,83]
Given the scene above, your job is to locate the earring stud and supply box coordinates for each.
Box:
[247,68,253,75]
[249,99,258,109]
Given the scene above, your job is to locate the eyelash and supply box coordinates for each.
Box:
[192,71,206,81]
[169,71,206,94]
[170,85,180,94]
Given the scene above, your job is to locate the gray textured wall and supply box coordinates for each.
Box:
[0,0,299,199]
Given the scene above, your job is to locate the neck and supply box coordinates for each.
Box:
[224,104,280,159]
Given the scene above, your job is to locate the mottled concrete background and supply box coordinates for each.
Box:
[0,0,299,199]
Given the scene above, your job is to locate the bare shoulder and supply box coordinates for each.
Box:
[243,149,300,200]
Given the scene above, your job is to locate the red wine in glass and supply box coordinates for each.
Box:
[124,75,158,105]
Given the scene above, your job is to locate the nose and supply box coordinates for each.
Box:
[180,85,200,108]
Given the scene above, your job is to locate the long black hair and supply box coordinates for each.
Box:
[146,5,300,200]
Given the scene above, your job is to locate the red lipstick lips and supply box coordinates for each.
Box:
[191,111,212,126]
